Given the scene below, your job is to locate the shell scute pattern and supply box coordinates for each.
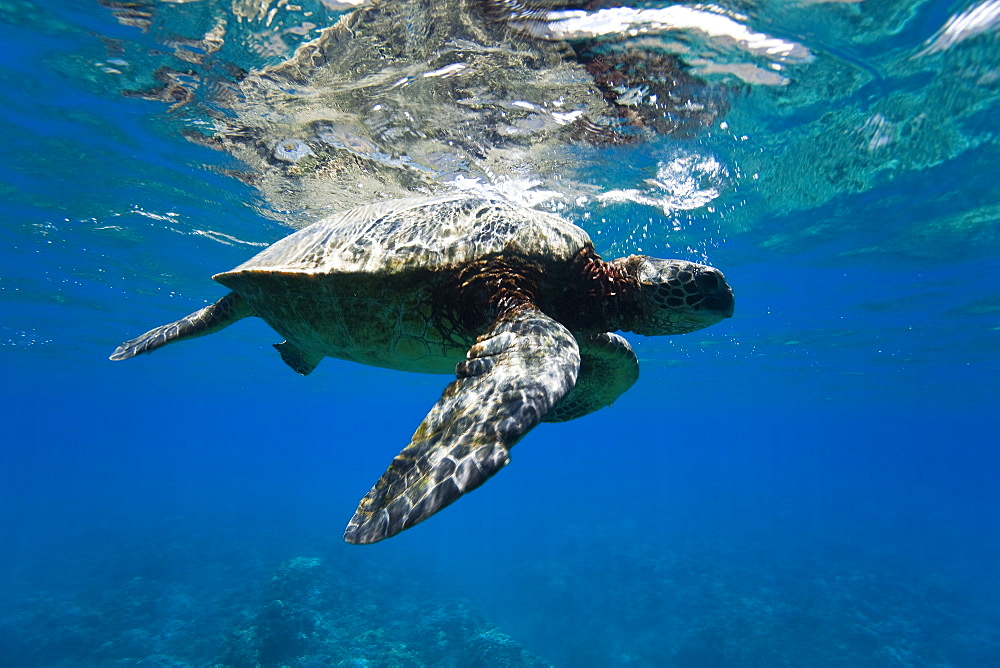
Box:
[218,195,590,279]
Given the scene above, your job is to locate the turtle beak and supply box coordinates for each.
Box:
[695,266,734,318]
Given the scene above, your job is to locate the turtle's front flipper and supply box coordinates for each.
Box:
[344,304,581,544]
[544,332,639,422]
[110,292,253,360]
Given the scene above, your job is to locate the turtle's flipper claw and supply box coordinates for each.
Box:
[344,304,580,544]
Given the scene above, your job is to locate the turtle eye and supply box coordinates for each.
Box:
[698,271,719,291]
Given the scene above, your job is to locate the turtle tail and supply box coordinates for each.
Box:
[110,292,253,361]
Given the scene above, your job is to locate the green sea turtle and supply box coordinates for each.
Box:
[111,193,733,543]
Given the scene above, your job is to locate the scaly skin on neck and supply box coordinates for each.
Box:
[530,248,643,335]
[446,248,659,340]
[569,250,643,333]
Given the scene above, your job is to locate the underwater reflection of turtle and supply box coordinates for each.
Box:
[141,0,735,219]
[111,194,734,543]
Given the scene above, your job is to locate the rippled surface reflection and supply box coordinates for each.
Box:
[58,0,989,266]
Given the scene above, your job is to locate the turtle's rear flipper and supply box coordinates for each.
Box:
[110,292,253,361]
[273,341,323,376]
[344,303,581,545]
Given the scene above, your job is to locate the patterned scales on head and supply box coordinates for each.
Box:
[111,194,734,544]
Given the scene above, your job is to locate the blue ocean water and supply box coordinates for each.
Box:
[1,0,999,665]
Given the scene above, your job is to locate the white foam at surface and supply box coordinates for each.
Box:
[918,0,1000,55]
[597,155,727,216]
[516,5,812,65]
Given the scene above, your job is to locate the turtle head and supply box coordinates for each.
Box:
[625,257,734,336]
